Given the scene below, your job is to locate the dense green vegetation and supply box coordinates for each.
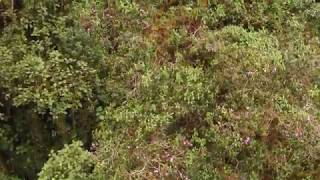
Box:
[0,0,320,179]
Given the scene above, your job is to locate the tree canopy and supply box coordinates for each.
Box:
[1,0,320,179]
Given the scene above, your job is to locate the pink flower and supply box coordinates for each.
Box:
[243,137,251,145]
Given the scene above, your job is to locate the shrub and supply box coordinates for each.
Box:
[38,141,95,180]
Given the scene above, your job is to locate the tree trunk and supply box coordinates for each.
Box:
[0,152,8,174]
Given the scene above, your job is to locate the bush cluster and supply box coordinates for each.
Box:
[1,0,320,179]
